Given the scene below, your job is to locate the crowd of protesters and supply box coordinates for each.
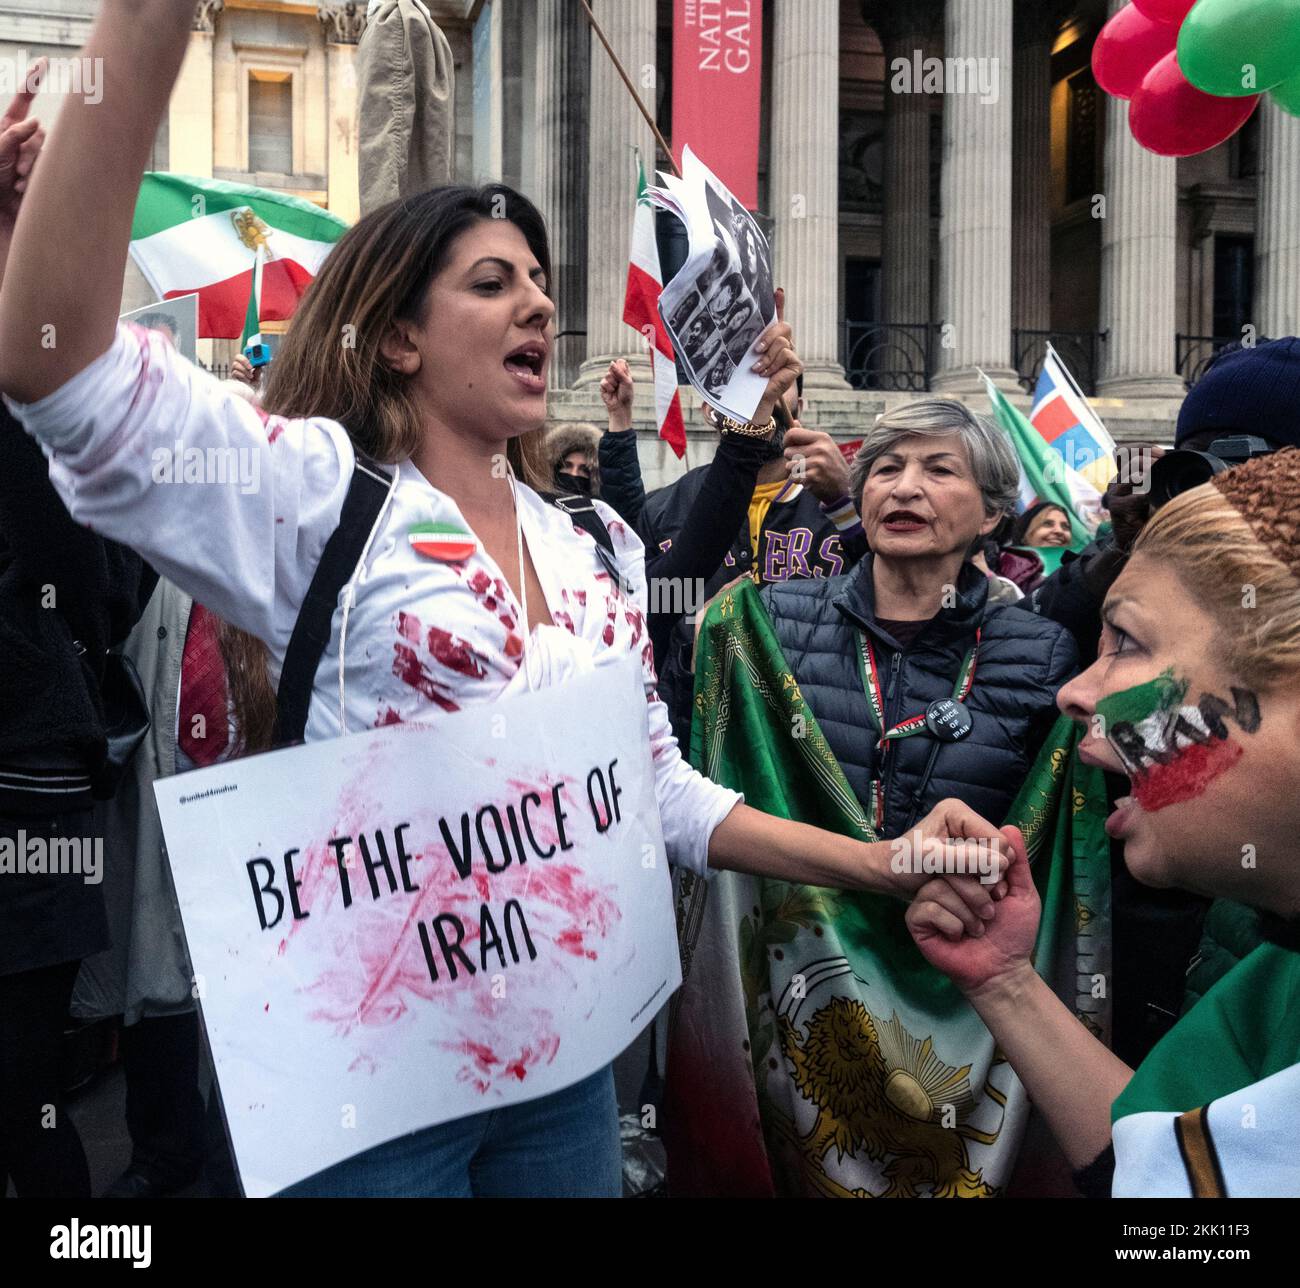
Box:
[3,0,1299,1203]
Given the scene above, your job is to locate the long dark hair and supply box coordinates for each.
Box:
[264,183,552,473]
[224,184,555,754]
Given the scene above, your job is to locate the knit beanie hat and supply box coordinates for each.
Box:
[1176,338,1300,448]
[1211,447,1300,582]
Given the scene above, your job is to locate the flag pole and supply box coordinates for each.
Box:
[577,0,681,179]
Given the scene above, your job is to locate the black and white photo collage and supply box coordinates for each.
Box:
[664,179,775,404]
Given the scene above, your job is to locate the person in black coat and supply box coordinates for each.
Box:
[760,399,1077,839]
[0,405,154,1197]
[0,71,153,1194]
[597,296,870,750]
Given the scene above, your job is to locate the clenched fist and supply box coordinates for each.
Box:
[600,358,635,433]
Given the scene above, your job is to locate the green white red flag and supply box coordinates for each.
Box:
[130,173,348,340]
[623,157,687,458]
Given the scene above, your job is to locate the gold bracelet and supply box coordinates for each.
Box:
[705,406,776,438]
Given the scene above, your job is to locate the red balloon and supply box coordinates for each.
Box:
[1093,3,1179,100]
[1129,51,1260,156]
[1131,0,1197,24]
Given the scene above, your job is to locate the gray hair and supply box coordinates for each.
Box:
[848,399,1021,518]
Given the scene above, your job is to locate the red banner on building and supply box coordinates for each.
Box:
[672,0,762,210]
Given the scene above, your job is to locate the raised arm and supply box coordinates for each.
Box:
[0,1,194,400]
[596,360,648,528]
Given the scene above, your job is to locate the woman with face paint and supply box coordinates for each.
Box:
[906,448,1300,1197]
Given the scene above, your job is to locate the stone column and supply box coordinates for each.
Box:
[1012,0,1057,335]
[168,1,223,179]
[1097,0,1183,396]
[576,0,655,386]
[770,0,849,388]
[319,3,366,226]
[933,0,1018,394]
[472,0,505,182]
[1257,99,1300,338]
[535,0,590,388]
[870,0,940,329]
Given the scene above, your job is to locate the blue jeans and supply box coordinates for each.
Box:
[277,1064,621,1198]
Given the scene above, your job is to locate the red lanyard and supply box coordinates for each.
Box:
[856,629,980,833]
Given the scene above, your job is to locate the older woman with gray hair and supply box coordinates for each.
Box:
[761,399,1079,836]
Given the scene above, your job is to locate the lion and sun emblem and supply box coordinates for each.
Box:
[232,207,272,253]
[774,995,1008,1199]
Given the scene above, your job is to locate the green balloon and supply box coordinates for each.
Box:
[1272,69,1300,113]
[1179,0,1300,96]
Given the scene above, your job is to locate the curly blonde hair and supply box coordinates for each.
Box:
[1133,451,1300,690]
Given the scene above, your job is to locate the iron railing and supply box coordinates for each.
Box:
[1012,329,1106,397]
[1176,334,1236,389]
[843,321,937,392]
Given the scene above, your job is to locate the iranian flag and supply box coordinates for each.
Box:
[130,173,348,340]
[623,157,686,458]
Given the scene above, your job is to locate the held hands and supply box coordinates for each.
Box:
[905,825,1042,999]
[879,797,1012,919]
[872,798,1014,930]
[600,358,635,433]
[750,287,801,427]
[0,58,46,235]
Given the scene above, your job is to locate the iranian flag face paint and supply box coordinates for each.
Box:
[1097,668,1261,812]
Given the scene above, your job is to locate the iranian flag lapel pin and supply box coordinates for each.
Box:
[408,522,477,562]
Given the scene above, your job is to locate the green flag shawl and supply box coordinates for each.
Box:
[663,579,1112,1198]
[1109,944,1300,1196]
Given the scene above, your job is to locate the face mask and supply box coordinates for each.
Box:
[555,469,592,496]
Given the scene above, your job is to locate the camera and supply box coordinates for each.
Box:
[1148,436,1275,507]
[243,342,271,369]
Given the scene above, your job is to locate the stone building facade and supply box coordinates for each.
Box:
[4,0,1298,487]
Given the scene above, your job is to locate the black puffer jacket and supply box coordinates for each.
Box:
[597,428,648,530]
[643,468,868,749]
[762,557,1079,837]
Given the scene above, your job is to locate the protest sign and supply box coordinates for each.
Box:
[154,658,679,1197]
[650,147,775,423]
[121,292,199,363]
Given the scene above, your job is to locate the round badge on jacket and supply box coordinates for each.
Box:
[924,698,973,742]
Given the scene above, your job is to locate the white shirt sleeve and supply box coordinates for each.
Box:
[595,499,742,878]
[5,323,354,652]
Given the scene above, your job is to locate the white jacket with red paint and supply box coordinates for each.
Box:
[7,324,740,876]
